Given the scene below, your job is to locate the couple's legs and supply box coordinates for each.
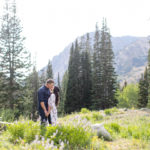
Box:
[40,113,52,136]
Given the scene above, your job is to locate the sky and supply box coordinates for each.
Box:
[0,0,150,70]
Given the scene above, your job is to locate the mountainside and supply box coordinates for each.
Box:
[41,33,150,85]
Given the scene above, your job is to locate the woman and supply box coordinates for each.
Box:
[48,86,60,125]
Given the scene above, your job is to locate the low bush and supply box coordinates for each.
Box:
[127,125,150,140]
[110,122,121,133]
[80,108,90,114]
[104,107,118,115]
[24,121,41,143]
[116,84,139,108]
[105,121,150,141]
[45,124,92,149]
[104,122,121,139]
[0,109,19,122]
[104,109,111,115]
[7,120,40,143]
[92,112,103,121]
[7,122,25,142]
[6,119,92,149]
[90,136,108,150]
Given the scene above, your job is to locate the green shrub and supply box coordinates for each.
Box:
[45,124,92,149]
[0,109,19,122]
[80,108,90,114]
[7,120,40,143]
[90,136,108,150]
[6,119,92,149]
[7,122,25,142]
[104,122,121,139]
[119,122,150,141]
[24,121,40,143]
[104,107,119,116]
[106,122,150,141]
[120,127,128,138]
[110,107,119,113]
[85,115,91,121]
[116,84,139,108]
[92,112,103,121]
[104,109,111,115]
[81,114,91,121]
[110,123,121,133]
[127,125,150,140]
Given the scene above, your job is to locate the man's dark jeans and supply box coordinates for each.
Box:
[40,113,51,136]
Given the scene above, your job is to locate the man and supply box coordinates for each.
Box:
[38,79,54,125]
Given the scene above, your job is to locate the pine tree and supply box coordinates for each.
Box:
[85,33,92,55]
[137,67,149,108]
[64,44,74,113]
[39,70,46,86]
[0,0,30,109]
[57,72,63,115]
[46,60,53,79]
[61,71,68,112]
[65,40,81,113]
[0,72,7,108]
[91,23,102,110]
[78,35,85,109]
[59,71,68,115]
[19,54,39,119]
[20,65,39,119]
[30,66,39,119]
[147,46,150,108]
[79,34,92,109]
[99,19,118,108]
[92,20,118,110]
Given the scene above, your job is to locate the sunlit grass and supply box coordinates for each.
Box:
[0,107,150,149]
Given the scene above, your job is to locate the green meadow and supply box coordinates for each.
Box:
[0,107,150,150]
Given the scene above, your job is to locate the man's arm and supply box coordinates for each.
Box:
[40,102,48,117]
[38,89,48,117]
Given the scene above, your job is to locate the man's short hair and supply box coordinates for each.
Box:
[46,79,54,84]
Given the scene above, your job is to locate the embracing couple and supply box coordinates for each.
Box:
[38,79,60,126]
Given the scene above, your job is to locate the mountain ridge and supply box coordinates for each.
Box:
[40,33,150,85]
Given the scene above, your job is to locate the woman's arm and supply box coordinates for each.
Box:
[48,105,51,114]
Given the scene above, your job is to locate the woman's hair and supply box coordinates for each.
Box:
[54,86,60,106]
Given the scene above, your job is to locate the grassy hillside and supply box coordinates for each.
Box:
[0,108,150,150]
